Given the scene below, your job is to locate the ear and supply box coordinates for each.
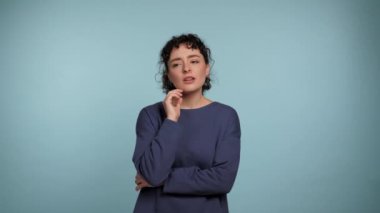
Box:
[206,64,210,77]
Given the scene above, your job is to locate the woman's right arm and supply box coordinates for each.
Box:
[132,89,183,187]
[132,108,182,186]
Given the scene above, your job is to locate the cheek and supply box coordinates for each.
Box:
[167,72,181,82]
[200,69,209,78]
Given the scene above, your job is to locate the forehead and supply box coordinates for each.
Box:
[169,44,202,59]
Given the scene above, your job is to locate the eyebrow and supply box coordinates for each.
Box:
[169,54,201,64]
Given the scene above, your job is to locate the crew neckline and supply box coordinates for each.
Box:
[180,101,217,111]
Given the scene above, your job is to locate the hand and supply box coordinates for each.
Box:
[135,173,152,191]
[163,89,183,122]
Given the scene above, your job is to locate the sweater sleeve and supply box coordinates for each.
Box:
[132,108,183,186]
[162,110,241,195]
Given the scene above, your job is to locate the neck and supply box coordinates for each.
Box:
[180,90,206,109]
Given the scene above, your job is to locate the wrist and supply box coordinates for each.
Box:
[167,116,178,122]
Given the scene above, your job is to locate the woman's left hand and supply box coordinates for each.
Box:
[135,173,152,191]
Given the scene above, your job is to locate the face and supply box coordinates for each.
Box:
[167,44,210,94]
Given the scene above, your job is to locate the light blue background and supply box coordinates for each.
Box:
[1,0,379,212]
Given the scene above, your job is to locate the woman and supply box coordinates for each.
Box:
[132,33,241,213]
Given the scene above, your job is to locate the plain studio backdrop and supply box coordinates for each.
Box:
[1,0,379,212]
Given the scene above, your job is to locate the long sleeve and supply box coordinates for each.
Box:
[132,108,183,186]
[162,110,241,195]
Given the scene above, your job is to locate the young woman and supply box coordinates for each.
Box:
[132,34,241,213]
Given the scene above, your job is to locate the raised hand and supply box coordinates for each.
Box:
[163,89,183,122]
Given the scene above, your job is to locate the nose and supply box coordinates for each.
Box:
[183,62,191,73]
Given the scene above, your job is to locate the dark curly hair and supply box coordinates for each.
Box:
[157,33,213,94]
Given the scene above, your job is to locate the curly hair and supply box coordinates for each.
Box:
[157,33,213,94]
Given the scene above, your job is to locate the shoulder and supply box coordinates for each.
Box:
[210,101,240,128]
[213,101,241,137]
[137,101,166,122]
[213,101,239,118]
[140,101,164,113]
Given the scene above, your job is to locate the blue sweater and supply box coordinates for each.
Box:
[132,101,241,213]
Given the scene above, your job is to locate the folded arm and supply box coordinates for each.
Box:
[163,110,241,195]
[132,108,183,186]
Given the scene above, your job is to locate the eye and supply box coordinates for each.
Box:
[191,60,199,64]
[171,63,182,68]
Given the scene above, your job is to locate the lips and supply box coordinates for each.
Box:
[183,76,195,82]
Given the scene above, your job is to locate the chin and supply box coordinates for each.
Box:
[182,87,202,94]
[176,82,203,93]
